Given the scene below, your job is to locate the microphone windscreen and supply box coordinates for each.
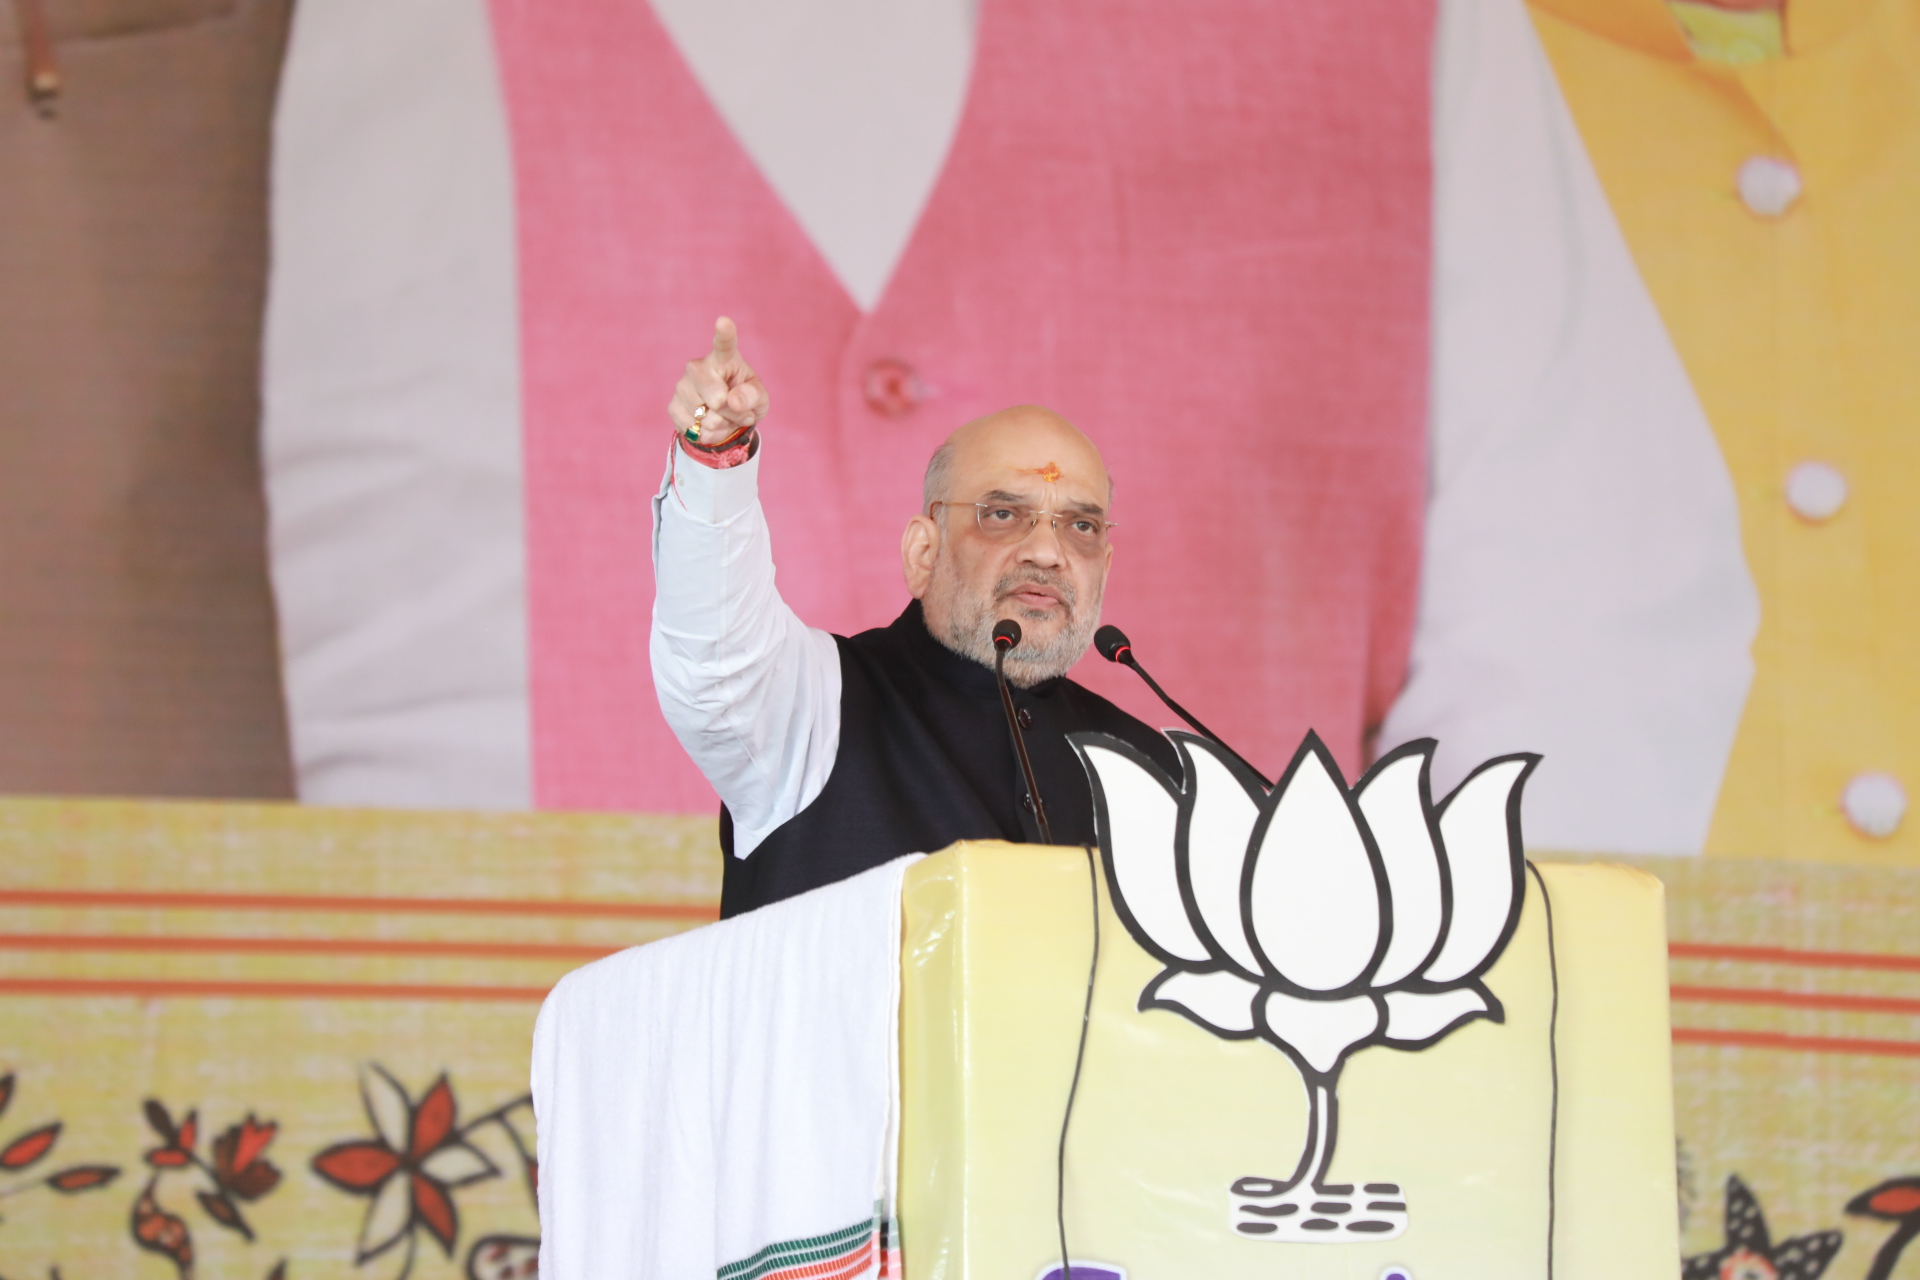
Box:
[1094,624,1131,663]
[992,619,1022,651]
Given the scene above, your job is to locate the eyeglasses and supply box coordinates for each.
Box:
[928,500,1116,557]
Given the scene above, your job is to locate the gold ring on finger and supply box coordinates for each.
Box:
[688,404,709,441]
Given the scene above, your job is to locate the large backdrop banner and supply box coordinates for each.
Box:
[257,0,1920,869]
[3,5,1914,845]
[2,7,1913,846]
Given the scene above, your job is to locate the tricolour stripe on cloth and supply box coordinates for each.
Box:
[719,1209,899,1280]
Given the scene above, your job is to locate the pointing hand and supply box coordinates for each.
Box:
[669,317,768,447]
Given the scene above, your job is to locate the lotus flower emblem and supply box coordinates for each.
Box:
[1070,729,1538,1243]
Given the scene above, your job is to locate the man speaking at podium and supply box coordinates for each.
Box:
[654,319,1180,916]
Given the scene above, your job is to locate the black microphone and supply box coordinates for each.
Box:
[993,619,1054,844]
[1094,624,1270,787]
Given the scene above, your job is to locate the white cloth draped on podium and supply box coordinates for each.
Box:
[532,856,917,1280]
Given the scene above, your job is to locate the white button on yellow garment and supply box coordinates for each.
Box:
[1842,773,1906,840]
[1738,155,1802,217]
[1785,461,1848,522]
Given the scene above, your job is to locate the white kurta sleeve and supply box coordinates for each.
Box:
[650,442,842,858]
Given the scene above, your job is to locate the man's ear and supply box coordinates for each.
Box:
[901,514,940,598]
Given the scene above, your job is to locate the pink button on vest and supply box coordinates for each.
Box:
[490,0,1434,811]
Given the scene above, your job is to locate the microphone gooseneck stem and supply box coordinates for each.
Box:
[1120,652,1271,788]
[996,644,1054,844]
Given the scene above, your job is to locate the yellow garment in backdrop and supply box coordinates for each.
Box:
[1528,0,1920,864]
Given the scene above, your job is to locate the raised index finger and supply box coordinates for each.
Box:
[710,316,739,362]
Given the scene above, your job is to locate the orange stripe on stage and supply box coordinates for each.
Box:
[0,888,717,922]
[1671,984,1920,1018]
[1670,941,1920,973]
[0,977,550,1002]
[1673,1027,1920,1059]
[0,933,621,961]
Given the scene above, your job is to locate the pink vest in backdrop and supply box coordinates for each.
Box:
[488,0,1434,812]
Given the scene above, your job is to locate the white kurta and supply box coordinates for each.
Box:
[651,444,842,859]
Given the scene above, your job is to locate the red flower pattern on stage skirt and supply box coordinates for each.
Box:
[312,1067,503,1274]
[0,1071,122,1248]
[133,1097,285,1274]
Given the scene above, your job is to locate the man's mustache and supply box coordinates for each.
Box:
[994,568,1076,614]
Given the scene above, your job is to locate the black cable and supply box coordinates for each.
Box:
[1113,650,1269,787]
[1527,861,1560,1280]
[1055,844,1100,1280]
[995,641,1053,843]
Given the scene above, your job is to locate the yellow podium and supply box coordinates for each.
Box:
[898,842,1677,1279]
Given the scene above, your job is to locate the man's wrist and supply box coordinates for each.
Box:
[676,425,759,470]
[667,432,762,524]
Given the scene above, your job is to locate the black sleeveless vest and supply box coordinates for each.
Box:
[718,601,1181,917]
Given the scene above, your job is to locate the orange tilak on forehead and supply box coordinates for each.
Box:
[1035,462,1063,483]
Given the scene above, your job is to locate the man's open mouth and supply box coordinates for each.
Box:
[1004,583,1067,612]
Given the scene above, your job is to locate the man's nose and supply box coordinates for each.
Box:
[1016,517,1066,567]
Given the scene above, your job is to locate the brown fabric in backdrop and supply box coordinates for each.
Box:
[0,0,294,797]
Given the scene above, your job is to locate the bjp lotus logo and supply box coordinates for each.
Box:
[1071,730,1538,1243]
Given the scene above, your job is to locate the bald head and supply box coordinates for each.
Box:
[923,406,1112,514]
[904,405,1116,686]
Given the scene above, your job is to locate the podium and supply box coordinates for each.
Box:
[898,842,1678,1279]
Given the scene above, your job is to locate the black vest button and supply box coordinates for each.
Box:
[1021,792,1035,812]
[1017,707,1034,729]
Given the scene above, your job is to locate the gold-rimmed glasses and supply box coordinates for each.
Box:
[928,500,1115,557]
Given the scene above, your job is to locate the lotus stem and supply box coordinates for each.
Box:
[1280,1079,1341,1193]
